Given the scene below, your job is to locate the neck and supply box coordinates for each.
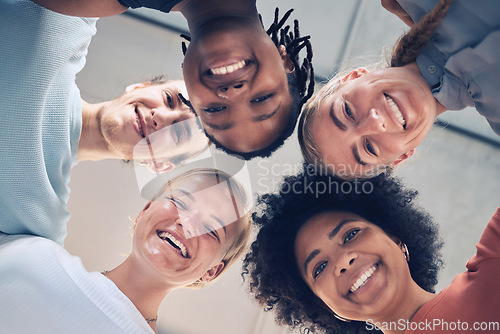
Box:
[173,0,258,33]
[103,257,178,333]
[372,281,435,334]
[79,99,120,161]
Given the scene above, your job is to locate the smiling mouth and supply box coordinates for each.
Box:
[349,264,378,294]
[157,230,189,258]
[135,106,147,139]
[384,94,406,129]
[209,60,248,75]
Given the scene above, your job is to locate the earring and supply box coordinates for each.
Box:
[403,243,410,262]
[333,313,351,322]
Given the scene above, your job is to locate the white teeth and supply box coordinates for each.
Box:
[210,60,246,75]
[350,265,376,293]
[157,231,188,258]
[135,110,145,138]
[385,95,406,127]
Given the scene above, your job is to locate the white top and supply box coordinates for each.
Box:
[0,0,97,244]
[0,233,155,334]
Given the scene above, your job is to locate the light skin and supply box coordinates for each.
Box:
[79,80,208,170]
[311,63,447,178]
[294,211,434,334]
[104,174,245,333]
[33,0,296,154]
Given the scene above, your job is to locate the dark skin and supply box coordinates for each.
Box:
[295,211,434,334]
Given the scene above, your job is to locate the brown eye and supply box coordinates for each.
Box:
[313,261,327,279]
[345,102,354,120]
[343,228,360,244]
[164,91,174,108]
[365,139,377,156]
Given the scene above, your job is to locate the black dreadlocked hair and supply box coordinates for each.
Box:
[242,166,443,333]
[180,8,314,160]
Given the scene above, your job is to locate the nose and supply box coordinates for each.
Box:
[359,108,386,134]
[217,81,247,99]
[335,252,357,276]
[176,209,203,240]
[150,107,193,131]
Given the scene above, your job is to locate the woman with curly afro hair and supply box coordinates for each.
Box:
[243,167,500,333]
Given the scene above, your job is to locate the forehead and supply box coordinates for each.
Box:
[170,174,246,223]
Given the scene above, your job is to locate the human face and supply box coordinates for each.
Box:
[294,211,412,322]
[100,80,201,160]
[132,116,209,172]
[132,174,244,286]
[311,65,442,178]
[182,18,293,153]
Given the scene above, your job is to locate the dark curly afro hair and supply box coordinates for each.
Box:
[242,165,443,333]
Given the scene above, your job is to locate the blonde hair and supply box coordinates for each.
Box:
[298,0,452,179]
[151,168,252,288]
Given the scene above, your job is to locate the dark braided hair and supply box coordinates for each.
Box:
[242,167,443,333]
[181,8,314,160]
[391,0,452,67]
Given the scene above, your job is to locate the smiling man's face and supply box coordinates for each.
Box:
[182,17,294,153]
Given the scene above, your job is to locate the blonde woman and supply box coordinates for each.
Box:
[0,168,251,334]
[299,0,499,179]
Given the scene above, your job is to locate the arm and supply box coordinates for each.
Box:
[32,0,128,17]
[381,0,414,27]
[467,208,500,269]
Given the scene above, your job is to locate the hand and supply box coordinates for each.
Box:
[117,0,175,13]
[381,0,414,27]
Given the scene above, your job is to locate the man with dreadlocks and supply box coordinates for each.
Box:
[35,0,315,160]
[299,0,500,179]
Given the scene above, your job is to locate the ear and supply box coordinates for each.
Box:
[341,67,369,83]
[125,82,150,93]
[135,201,152,223]
[139,160,175,174]
[278,45,295,74]
[393,149,415,166]
[201,261,225,282]
[150,160,175,174]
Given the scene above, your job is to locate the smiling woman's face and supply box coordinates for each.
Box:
[294,211,413,322]
[182,17,294,153]
[131,174,245,287]
[310,66,441,178]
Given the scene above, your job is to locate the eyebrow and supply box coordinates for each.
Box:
[304,249,320,275]
[329,102,347,131]
[211,215,227,235]
[177,188,194,200]
[352,146,368,166]
[203,102,281,131]
[328,219,358,239]
[303,218,359,275]
[252,103,281,122]
[204,121,234,131]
